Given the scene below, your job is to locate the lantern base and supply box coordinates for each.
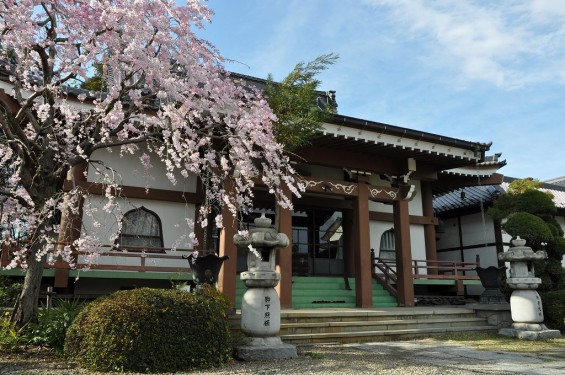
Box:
[235,337,297,361]
[499,323,561,340]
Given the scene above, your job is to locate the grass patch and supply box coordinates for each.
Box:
[301,351,324,359]
[432,332,565,354]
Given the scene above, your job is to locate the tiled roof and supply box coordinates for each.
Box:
[544,176,565,187]
[434,177,565,214]
[433,185,503,214]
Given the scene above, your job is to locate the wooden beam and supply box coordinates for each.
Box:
[64,180,202,204]
[294,195,353,210]
[301,176,407,202]
[369,211,438,225]
[295,146,440,180]
[296,146,403,175]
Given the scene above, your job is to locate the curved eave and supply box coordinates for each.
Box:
[441,164,505,178]
[306,116,493,172]
[330,114,491,156]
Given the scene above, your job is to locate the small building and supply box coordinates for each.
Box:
[433,176,565,286]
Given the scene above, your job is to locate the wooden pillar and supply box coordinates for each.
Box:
[1,242,10,268]
[421,182,438,275]
[55,163,87,288]
[276,202,293,308]
[217,180,238,307]
[393,199,415,307]
[353,177,372,307]
[343,210,355,277]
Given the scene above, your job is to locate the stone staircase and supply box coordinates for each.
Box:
[291,276,398,308]
[229,306,498,345]
[235,276,398,309]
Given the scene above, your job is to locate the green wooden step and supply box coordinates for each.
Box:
[235,276,398,309]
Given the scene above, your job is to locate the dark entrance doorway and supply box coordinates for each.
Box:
[292,207,344,276]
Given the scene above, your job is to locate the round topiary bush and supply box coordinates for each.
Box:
[64,286,232,373]
[514,189,556,218]
[502,212,553,247]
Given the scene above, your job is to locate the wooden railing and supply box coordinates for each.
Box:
[1,240,195,274]
[371,253,481,299]
[372,257,398,297]
[411,259,480,280]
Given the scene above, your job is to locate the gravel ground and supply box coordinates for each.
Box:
[0,342,519,375]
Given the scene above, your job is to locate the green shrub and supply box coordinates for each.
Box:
[514,189,556,218]
[502,212,553,247]
[64,287,232,373]
[540,290,565,332]
[0,312,25,350]
[24,298,84,353]
[0,276,22,307]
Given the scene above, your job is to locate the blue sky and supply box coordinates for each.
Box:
[200,0,565,181]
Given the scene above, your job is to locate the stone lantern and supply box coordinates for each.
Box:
[233,214,297,360]
[498,237,560,339]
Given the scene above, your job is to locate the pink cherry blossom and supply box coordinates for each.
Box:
[0,0,301,325]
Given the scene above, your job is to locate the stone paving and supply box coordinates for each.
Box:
[2,339,565,374]
[345,339,565,375]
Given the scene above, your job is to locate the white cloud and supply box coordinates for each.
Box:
[364,0,565,89]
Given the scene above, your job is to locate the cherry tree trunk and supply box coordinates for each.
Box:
[11,253,44,327]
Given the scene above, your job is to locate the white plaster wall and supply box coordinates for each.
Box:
[87,145,197,193]
[460,213,496,247]
[437,213,498,258]
[79,196,196,268]
[81,196,195,247]
[369,221,394,256]
[437,250,462,262]
[369,221,426,261]
[370,201,392,213]
[436,217,460,250]
[410,225,426,261]
[463,246,498,268]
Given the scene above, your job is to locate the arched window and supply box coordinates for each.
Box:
[118,207,164,253]
[379,228,396,261]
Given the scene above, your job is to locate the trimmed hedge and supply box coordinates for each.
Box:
[64,287,232,373]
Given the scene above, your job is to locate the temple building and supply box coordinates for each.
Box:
[0,75,507,308]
